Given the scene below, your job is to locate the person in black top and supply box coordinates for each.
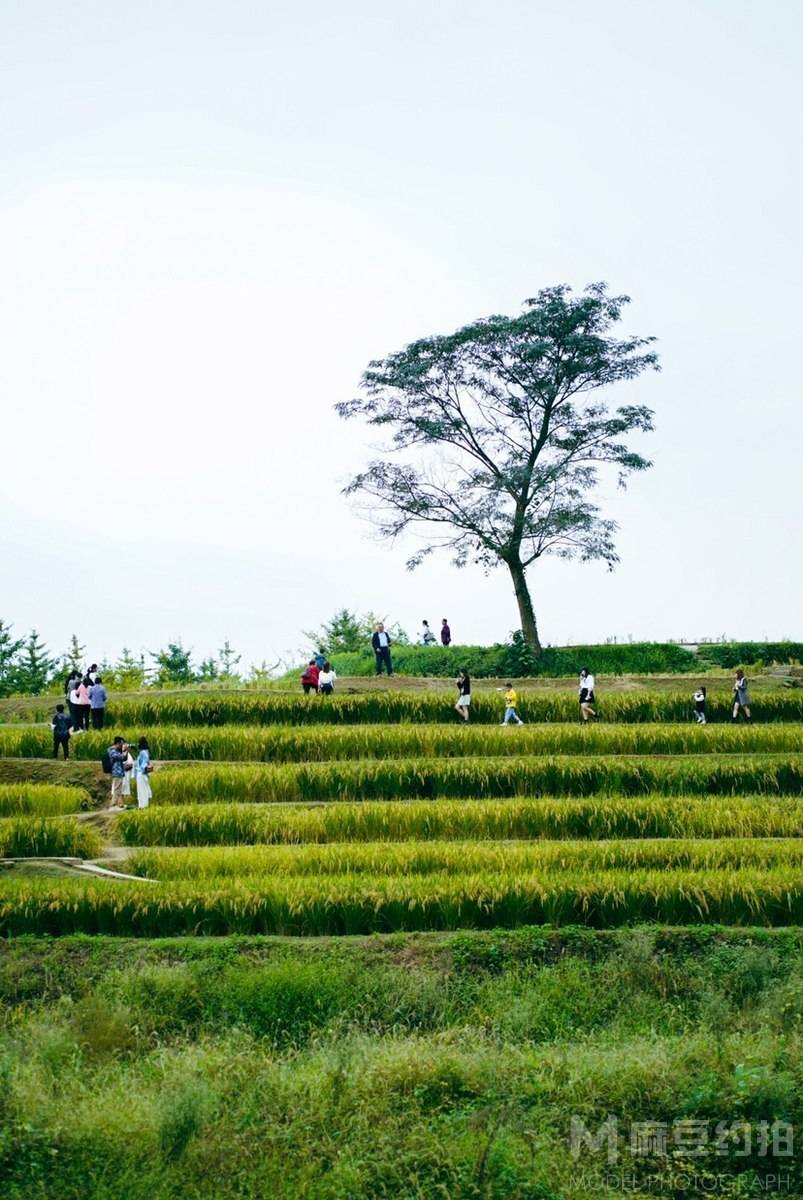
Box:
[371,624,393,676]
[454,670,471,722]
[51,704,72,759]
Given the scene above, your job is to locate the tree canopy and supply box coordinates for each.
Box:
[337,283,659,649]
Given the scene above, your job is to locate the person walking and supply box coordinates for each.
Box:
[89,676,108,729]
[51,704,72,759]
[732,670,752,722]
[317,661,337,694]
[135,737,153,808]
[454,669,471,721]
[441,619,451,646]
[76,676,92,732]
[499,683,524,726]
[313,649,327,670]
[107,736,126,808]
[579,667,597,722]
[301,660,320,695]
[372,624,393,676]
[693,687,707,725]
[418,620,436,645]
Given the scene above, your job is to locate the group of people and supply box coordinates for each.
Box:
[106,735,153,809]
[455,667,756,725]
[64,666,108,730]
[300,653,338,695]
[417,619,451,647]
[693,670,753,725]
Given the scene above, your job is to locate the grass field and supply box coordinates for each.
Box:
[1,679,801,1196]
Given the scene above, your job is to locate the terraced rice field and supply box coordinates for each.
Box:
[2,684,803,1196]
[1,688,802,934]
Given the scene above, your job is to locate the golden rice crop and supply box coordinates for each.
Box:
[118,795,803,847]
[17,688,801,727]
[125,838,803,881]
[3,723,802,762]
[1,866,801,934]
[0,816,102,859]
[150,755,803,805]
[0,784,89,817]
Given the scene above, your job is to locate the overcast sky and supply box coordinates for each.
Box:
[1,0,800,670]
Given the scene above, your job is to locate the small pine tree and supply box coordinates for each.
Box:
[64,634,86,672]
[0,620,24,698]
[112,647,146,689]
[217,640,242,679]
[151,642,194,686]
[11,630,57,695]
[197,657,219,682]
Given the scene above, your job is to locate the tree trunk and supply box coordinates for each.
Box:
[508,558,541,653]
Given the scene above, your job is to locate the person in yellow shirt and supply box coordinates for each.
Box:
[500,683,524,726]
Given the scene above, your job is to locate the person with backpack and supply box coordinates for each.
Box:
[301,660,320,695]
[135,737,153,808]
[314,649,327,670]
[89,676,108,729]
[51,704,72,759]
[418,620,436,645]
[104,737,127,808]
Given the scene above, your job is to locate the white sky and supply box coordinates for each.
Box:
[1,0,801,670]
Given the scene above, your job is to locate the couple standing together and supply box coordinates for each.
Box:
[107,736,153,809]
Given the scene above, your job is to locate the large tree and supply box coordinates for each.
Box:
[337,284,659,651]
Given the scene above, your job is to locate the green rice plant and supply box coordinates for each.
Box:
[0,784,89,817]
[1,866,802,935]
[125,837,803,881]
[118,794,803,847]
[149,755,803,805]
[0,816,102,859]
[4,722,802,762]
[46,688,803,726]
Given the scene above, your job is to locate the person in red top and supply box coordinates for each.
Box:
[301,660,320,695]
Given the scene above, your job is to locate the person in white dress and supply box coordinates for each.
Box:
[135,737,153,807]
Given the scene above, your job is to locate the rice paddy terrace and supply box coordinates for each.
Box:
[1,680,802,1197]
[0,685,802,931]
